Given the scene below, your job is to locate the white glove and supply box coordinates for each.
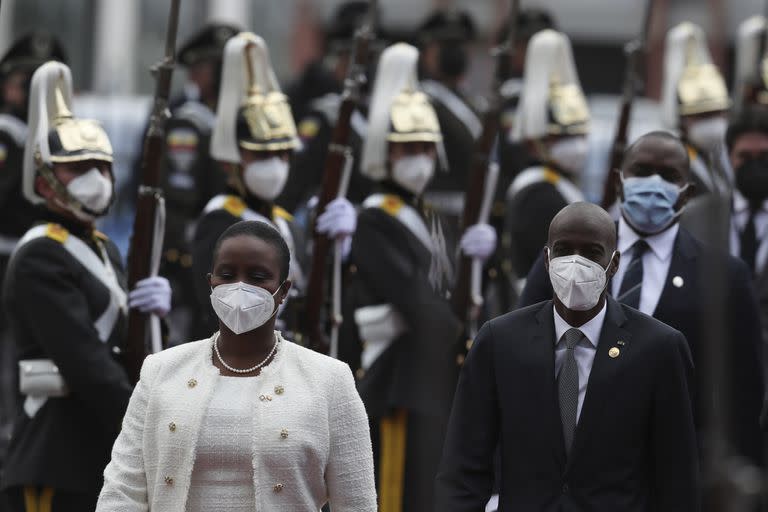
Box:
[460,223,497,261]
[129,276,171,318]
[316,197,357,239]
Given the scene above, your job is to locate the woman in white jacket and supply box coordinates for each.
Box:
[96,220,377,511]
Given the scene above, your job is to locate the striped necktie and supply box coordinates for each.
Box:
[558,328,583,456]
[616,239,649,309]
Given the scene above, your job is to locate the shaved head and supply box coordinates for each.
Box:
[621,131,691,186]
[548,201,617,253]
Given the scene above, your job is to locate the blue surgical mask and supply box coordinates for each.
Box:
[620,173,688,235]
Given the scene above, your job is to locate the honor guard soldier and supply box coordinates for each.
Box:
[504,29,589,282]
[192,32,355,340]
[487,8,558,316]
[661,22,731,195]
[0,61,170,512]
[417,10,481,243]
[0,31,66,487]
[280,1,375,213]
[340,42,495,512]
[156,23,240,344]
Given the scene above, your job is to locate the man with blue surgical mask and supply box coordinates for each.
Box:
[519,131,765,469]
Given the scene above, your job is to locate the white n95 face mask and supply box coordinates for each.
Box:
[549,137,589,175]
[66,167,113,214]
[210,281,283,334]
[547,250,615,311]
[391,154,435,196]
[243,157,289,201]
[687,117,727,151]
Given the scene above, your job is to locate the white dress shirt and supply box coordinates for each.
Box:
[553,302,607,422]
[611,217,678,315]
[730,190,768,276]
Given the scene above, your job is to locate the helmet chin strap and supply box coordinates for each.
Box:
[38,165,108,222]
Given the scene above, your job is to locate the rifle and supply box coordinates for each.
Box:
[450,0,518,326]
[302,0,377,355]
[124,0,181,384]
[600,0,653,209]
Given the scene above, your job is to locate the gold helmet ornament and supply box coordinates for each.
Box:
[211,32,299,164]
[661,22,730,128]
[512,29,590,142]
[361,42,443,180]
[22,60,113,208]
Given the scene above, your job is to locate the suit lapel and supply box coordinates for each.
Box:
[652,228,698,318]
[567,298,631,471]
[532,302,567,469]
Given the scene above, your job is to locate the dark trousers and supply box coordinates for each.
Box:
[5,486,98,512]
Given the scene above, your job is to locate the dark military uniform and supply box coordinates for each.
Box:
[505,165,584,278]
[0,33,67,486]
[191,191,305,340]
[417,11,480,248]
[1,215,132,510]
[340,187,460,512]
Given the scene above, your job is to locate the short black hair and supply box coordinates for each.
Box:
[726,106,768,152]
[622,130,689,168]
[212,221,291,281]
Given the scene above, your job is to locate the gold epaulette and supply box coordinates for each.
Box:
[542,167,561,185]
[272,206,294,222]
[93,230,109,241]
[686,145,698,162]
[44,223,69,243]
[222,195,247,217]
[380,194,404,216]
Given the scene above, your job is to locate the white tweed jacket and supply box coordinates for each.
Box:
[96,331,377,511]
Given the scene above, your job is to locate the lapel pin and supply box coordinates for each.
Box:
[609,347,620,358]
[672,276,684,288]
[617,340,625,346]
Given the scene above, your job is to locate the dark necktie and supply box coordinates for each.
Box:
[740,207,759,275]
[617,240,649,309]
[558,328,582,456]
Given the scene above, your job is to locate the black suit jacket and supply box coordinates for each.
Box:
[519,226,765,467]
[435,298,699,511]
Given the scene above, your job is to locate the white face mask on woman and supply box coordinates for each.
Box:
[66,167,113,214]
[210,281,283,334]
[547,249,615,311]
[391,154,435,196]
[243,157,289,201]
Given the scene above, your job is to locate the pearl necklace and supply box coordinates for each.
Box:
[213,332,279,374]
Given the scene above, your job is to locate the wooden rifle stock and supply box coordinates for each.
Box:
[302,1,376,354]
[124,0,180,384]
[600,0,653,209]
[451,0,518,323]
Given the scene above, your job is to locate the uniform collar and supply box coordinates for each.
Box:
[618,216,678,263]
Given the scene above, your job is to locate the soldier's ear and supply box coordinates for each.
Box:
[207,273,213,288]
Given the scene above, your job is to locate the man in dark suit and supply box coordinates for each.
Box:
[520,131,765,467]
[435,202,699,511]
